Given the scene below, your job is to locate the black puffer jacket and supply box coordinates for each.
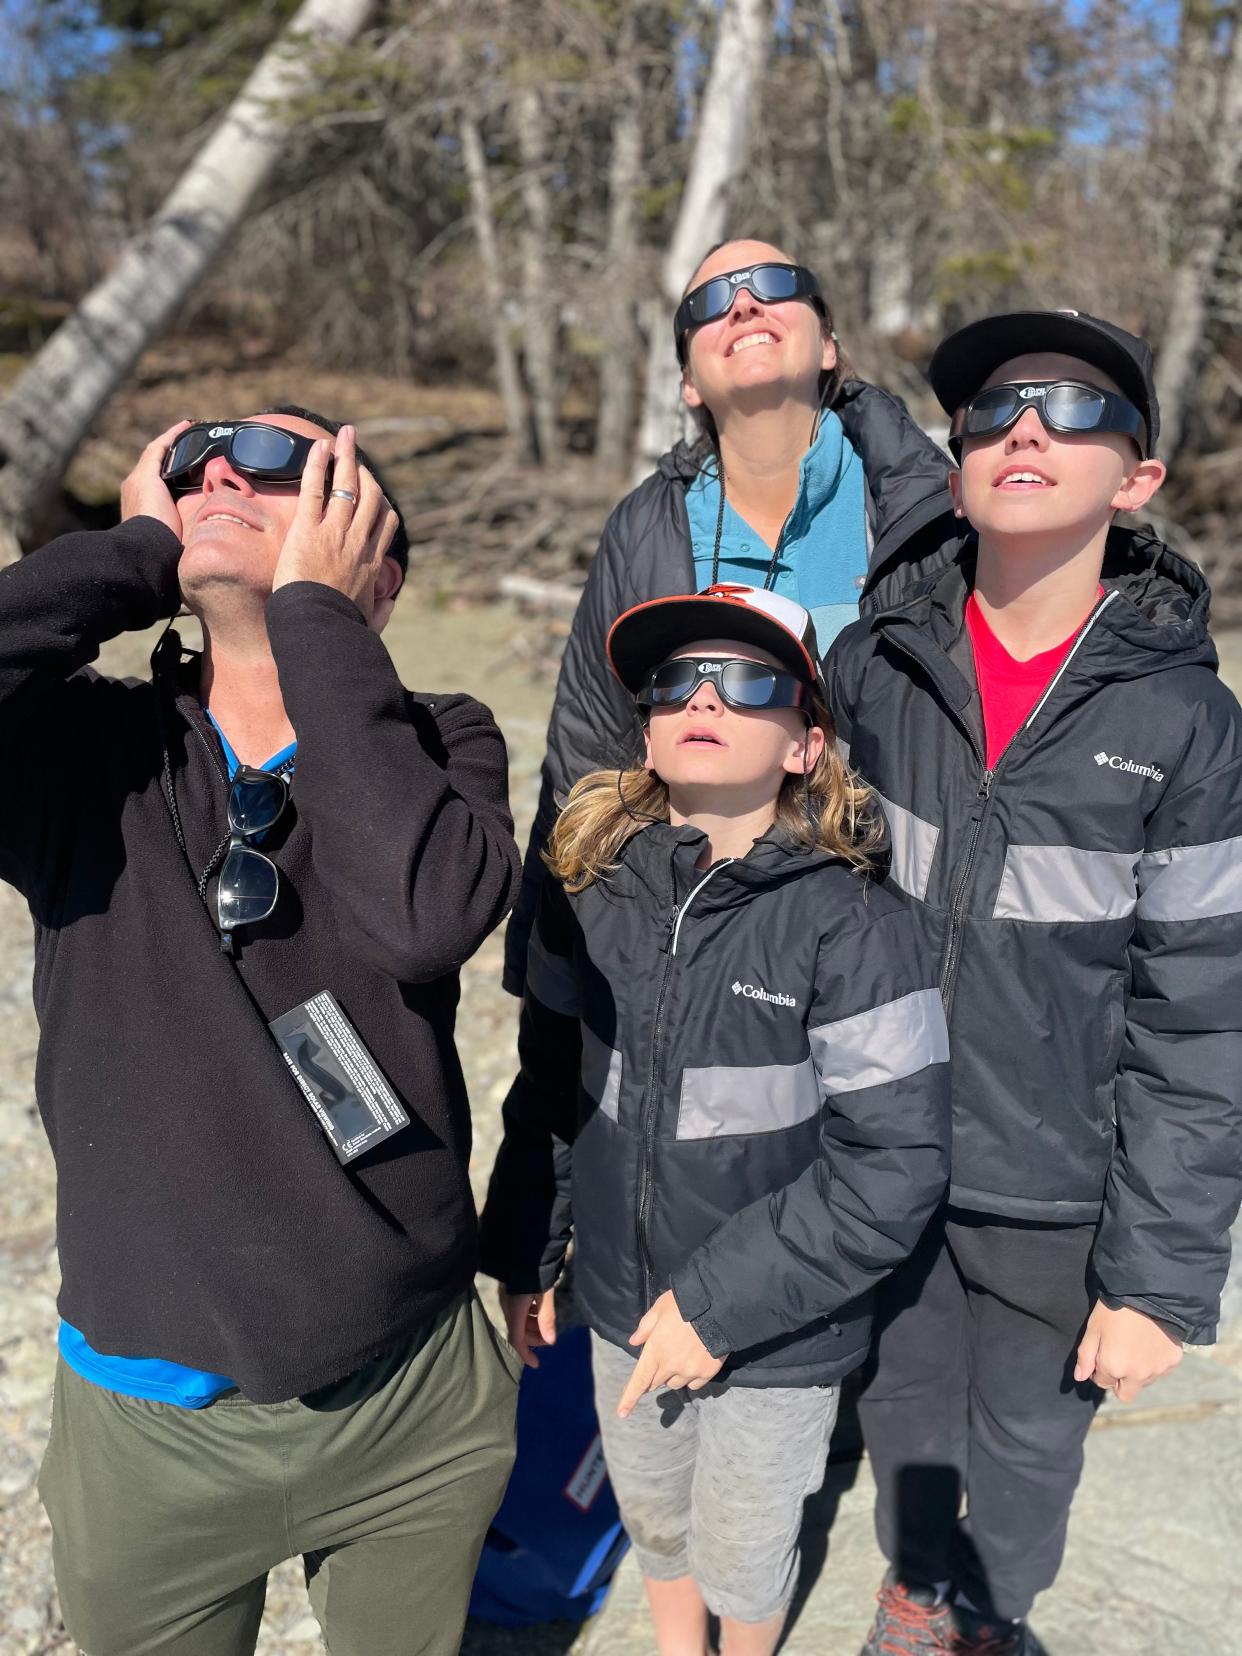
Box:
[503,380,958,993]
[826,529,1242,1342]
[480,824,951,1386]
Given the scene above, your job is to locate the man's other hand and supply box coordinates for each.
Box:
[1074,1300,1184,1403]
[498,1288,557,1370]
[120,419,193,541]
[271,425,400,622]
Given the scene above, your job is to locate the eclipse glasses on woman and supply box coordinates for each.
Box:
[674,264,825,364]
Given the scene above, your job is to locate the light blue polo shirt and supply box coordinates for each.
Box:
[687,409,869,648]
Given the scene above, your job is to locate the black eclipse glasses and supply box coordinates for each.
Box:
[674,264,824,363]
[637,656,811,714]
[217,766,289,944]
[949,380,1149,461]
[161,422,327,493]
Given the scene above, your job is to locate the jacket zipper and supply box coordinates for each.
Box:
[636,859,736,1305]
[938,590,1119,1014]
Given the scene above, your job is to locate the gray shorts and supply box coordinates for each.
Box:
[591,1333,839,1623]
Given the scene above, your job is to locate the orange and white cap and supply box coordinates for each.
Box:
[607,583,822,695]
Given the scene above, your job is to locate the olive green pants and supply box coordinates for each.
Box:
[38,1289,520,1656]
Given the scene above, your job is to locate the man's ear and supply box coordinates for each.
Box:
[1112,456,1166,515]
[370,557,404,633]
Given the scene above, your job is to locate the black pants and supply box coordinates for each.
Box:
[858,1207,1102,1621]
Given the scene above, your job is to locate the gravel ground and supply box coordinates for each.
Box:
[1,604,1238,1655]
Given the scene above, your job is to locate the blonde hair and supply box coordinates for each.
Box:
[546,694,881,893]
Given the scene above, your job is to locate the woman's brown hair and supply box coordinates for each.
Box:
[545,691,881,893]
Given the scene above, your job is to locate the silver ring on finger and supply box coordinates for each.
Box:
[329,487,357,504]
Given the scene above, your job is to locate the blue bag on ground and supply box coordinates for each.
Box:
[470,1322,629,1625]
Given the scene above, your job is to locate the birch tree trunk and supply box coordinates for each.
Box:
[593,14,644,480]
[633,0,772,479]
[515,86,561,465]
[459,103,532,457]
[0,0,376,562]
[1154,13,1242,458]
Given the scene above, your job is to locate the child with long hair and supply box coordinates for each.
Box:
[480,583,951,1656]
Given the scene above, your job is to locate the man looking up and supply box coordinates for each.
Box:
[827,312,1242,1654]
[0,410,523,1655]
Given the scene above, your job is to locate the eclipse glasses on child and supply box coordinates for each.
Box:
[949,380,1149,461]
[637,656,811,714]
[674,264,825,363]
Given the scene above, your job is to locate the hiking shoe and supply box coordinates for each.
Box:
[859,1569,953,1654]
[948,1605,1043,1655]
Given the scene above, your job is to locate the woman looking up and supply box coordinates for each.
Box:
[505,237,957,992]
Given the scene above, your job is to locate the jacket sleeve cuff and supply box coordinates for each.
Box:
[670,1263,732,1360]
[1096,1292,1213,1345]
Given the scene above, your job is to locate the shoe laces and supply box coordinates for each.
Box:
[950,1622,1023,1656]
[874,1580,951,1653]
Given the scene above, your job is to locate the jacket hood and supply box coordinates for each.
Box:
[612,818,854,914]
[878,521,1217,687]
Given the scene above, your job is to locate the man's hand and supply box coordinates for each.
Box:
[499,1288,557,1370]
[616,1290,725,1418]
[119,418,193,540]
[271,424,399,622]
[1074,1301,1184,1403]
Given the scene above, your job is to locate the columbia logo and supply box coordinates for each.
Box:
[732,980,797,1008]
[1094,751,1165,782]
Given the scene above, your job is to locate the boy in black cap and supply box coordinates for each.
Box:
[826,310,1242,1655]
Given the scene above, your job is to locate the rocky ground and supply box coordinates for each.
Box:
[0,599,1238,1656]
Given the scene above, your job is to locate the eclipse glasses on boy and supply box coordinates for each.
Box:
[161,421,331,493]
[637,656,812,716]
[674,264,825,364]
[949,379,1149,462]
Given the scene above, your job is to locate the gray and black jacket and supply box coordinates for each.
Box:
[826,529,1242,1342]
[502,380,958,994]
[480,823,952,1386]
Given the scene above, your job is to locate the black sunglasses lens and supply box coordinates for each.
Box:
[752,266,800,302]
[720,661,781,706]
[688,277,735,324]
[648,660,698,703]
[1045,383,1107,430]
[230,425,300,475]
[228,770,287,835]
[965,387,1021,436]
[218,846,279,930]
[164,428,212,477]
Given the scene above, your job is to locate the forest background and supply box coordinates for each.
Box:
[0,0,1239,612]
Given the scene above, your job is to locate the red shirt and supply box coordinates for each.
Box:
[965,592,1101,770]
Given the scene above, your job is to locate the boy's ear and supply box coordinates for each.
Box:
[1112,456,1166,515]
[949,469,966,519]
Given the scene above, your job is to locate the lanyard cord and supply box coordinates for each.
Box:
[708,459,783,593]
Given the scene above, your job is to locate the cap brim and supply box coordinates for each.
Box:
[607,594,817,694]
[929,312,1153,446]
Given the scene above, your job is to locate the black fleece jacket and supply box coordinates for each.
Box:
[0,518,520,1401]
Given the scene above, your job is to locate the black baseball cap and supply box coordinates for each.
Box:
[928,309,1159,456]
[607,583,821,695]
